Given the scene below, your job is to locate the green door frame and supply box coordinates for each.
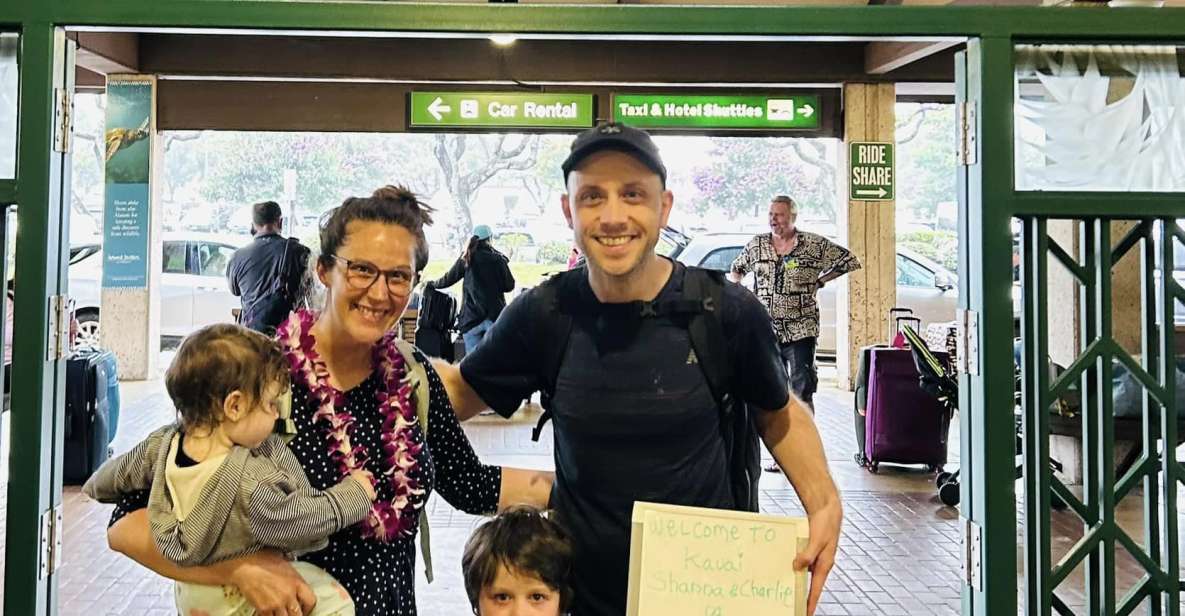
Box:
[7,4,1185,615]
[5,21,74,616]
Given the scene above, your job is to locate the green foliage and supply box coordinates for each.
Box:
[896,103,957,225]
[417,261,556,292]
[198,132,439,219]
[538,240,571,265]
[899,229,958,273]
[495,232,530,261]
[691,138,836,221]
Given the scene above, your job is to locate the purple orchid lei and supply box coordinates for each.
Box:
[276,309,424,542]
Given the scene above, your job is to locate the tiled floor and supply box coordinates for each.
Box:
[0,365,1179,615]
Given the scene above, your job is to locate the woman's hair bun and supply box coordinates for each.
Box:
[372,184,417,203]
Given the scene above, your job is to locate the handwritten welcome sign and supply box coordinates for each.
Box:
[627,502,808,616]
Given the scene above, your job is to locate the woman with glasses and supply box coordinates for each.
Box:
[424,224,515,356]
[106,185,554,616]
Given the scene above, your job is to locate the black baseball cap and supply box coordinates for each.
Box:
[561,122,667,185]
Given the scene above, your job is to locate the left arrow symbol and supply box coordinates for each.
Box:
[428,97,452,121]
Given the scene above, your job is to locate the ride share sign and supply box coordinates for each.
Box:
[849,141,895,201]
[408,92,594,129]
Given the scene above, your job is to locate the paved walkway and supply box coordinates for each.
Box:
[0,366,1178,615]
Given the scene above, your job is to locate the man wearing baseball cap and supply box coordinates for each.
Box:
[436,123,842,616]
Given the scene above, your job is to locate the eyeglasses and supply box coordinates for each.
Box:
[330,255,415,294]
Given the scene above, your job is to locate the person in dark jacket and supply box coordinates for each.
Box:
[227,201,312,335]
[426,225,515,354]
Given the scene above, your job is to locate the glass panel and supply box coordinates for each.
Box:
[162,241,186,274]
[197,242,234,277]
[1015,44,1185,191]
[699,247,741,272]
[0,33,17,179]
[896,254,933,287]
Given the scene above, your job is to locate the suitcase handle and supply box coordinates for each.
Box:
[892,317,922,347]
[888,308,914,340]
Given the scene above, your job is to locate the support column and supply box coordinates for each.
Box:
[837,82,896,390]
[99,74,160,379]
[1109,221,1141,356]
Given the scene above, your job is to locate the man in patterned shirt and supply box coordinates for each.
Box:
[730,195,861,415]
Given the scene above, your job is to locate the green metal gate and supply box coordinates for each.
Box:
[1019,216,1181,615]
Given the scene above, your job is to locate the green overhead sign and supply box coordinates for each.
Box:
[612,94,820,130]
[849,142,894,201]
[409,92,594,129]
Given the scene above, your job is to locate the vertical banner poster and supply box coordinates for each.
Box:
[102,75,153,288]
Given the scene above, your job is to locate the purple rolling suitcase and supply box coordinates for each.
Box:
[864,347,951,472]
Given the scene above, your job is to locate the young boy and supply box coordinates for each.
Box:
[462,506,575,616]
[84,323,375,615]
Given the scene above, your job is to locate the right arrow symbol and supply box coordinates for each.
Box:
[427,97,452,121]
[798,104,815,118]
[854,187,888,198]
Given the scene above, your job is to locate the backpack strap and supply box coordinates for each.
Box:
[681,268,730,408]
[682,267,761,512]
[531,272,576,442]
[392,338,435,583]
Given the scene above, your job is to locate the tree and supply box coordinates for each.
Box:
[895,103,956,224]
[199,132,440,229]
[510,135,568,213]
[691,137,836,222]
[69,93,109,233]
[432,134,539,246]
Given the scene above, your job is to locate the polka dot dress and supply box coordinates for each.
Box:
[292,348,502,615]
[109,348,501,616]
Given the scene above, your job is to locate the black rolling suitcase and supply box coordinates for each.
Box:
[63,348,114,484]
[416,287,458,361]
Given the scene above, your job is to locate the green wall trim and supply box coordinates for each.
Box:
[9,3,1185,39]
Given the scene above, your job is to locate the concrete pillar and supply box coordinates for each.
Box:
[99,74,161,380]
[1046,221,1080,369]
[837,83,896,390]
[1110,221,1142,357]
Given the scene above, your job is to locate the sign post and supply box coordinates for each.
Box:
[848,141,895,201]
[409,92,594,129]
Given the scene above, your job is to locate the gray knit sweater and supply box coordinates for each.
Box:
[84,424,372,567]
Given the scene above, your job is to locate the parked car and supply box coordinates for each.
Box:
[70,233,248,347]
[661,229,959,357]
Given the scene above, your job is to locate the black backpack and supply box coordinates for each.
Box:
[529,266,762,513]
[418,286,458,333]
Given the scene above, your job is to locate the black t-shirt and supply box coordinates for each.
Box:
[460,260,789,616]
